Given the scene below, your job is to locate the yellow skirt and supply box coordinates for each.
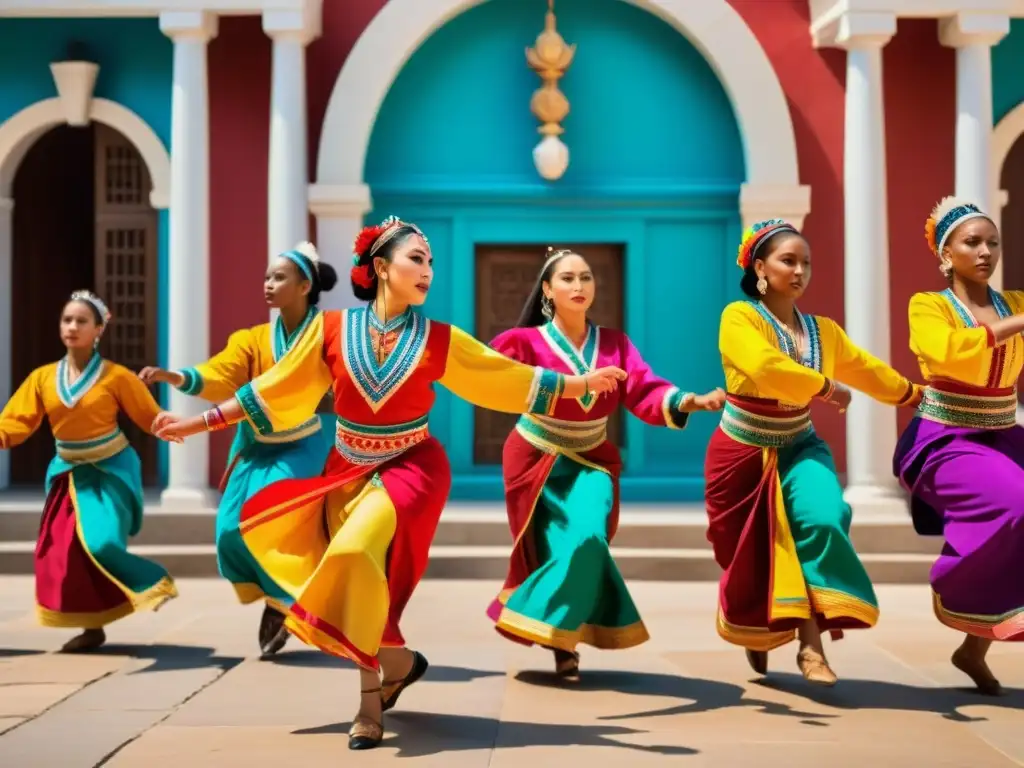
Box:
[241,476,397,668]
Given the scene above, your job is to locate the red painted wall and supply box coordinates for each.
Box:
[883,19,956,433]
[729,0,848,467]
[208,15,272,482]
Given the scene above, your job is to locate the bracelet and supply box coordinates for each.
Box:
[202,406,229,432]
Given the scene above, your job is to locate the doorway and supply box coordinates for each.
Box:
[10,123,160,487]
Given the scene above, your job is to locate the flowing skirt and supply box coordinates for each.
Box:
[704,427,878,651]
[216,419,333,607]
[487,432,648,652]
[239,437,450,669]
[894,417,1024,641]
[36,449,177,629]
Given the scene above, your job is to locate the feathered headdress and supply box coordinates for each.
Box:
[69,290,111,324]
[350,215,426,289]
[280,241,320,281]
[736,218,800,271]
[924,196,990,257]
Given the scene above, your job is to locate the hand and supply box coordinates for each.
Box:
[907,384,925,408]
[683,388,726,412]
[585,366,628,395]
[139,367,183,387]
[151,411,196,443]
[826,384,852,412]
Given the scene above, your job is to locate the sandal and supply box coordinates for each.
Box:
[61,628,106,653]
[381,650,429,712]
[554,649,580,681]
[258,605,289,659]
[349,686,384,751]
[797,647,838,687]
[745,649,768,676]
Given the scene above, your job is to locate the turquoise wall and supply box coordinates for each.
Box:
[993,19,1024,123]
[0,19,172,484]
[365,0,744,502]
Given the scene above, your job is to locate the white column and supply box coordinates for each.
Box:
[264,10,320,266]
[308,183,373,311]
[159,11,218,508]
[830,14,905,517]
[940,13,1009,289]
[0,197,12,489]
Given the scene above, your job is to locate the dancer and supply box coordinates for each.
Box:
[486,248,725,680]
[150,218,627,749]
[0,291,176,651]
[705,219,920,686]
[138,243,337,657]
[894,197,1024,695]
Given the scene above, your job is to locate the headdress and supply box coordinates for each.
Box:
[350,215,427,289]
[543,246,574,270]
[280,241,320,282]
[924,196,992,257]
[69,290,111,324]
[736,218,800,271]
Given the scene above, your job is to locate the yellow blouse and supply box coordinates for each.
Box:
[908,290,1024,388]
[235,310,564,434]
[719,301,914,407]
[0,361,162,449]
[177,324,276,402]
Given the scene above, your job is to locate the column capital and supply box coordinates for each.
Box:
[739,183,812,232]
[263,5,322,45]
[160,10,218,42]
[308,183,373,219]
[813,11,895,50]
[939,13,1009,49]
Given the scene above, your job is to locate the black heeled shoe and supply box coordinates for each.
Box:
[381,650,429,712]
[348,686,385,750]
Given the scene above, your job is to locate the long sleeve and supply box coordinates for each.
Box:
[825,320,917,406]
[620,333,689,429]
[440,326,565,415]
[0,369,46,449]
[719,303,826,402]
[112,366,164,433]
[177,329,256,402]
[908,292,993,366]
[235,313,332,435]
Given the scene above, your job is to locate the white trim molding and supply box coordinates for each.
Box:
[0,97,170,208]
[0,0,318,16]
[313,0,810,247]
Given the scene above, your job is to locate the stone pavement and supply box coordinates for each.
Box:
[0,577,1022,767]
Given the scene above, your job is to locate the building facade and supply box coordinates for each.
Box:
[0,0,1021,512]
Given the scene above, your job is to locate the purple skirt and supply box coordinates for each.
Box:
[894,417,1024,641]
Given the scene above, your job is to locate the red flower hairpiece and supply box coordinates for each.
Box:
[352,224,385,265]
[350,263,375,289]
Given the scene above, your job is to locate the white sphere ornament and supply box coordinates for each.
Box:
[533,135,569,181]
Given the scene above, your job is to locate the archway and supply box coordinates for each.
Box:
[0,99,169,489]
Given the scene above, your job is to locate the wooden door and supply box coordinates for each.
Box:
[473,243,625,465]
[10,125,95,486]
[93,125,160,485]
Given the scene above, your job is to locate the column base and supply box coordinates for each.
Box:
[844,484,909,520]
[159,486,219,511]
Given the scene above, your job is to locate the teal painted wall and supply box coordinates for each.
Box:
[365,0,744,502]
[0,19,172,484]
[993,19,1024,123]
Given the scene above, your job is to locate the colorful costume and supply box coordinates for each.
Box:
[173,307,333,608]
[705,299,917,650]
[894,285,1024,642]
[486,322,689,652]
[234,306,572,669]
[0,357,176,628]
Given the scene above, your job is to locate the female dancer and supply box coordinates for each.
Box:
[0,291,176,652]
[138,243,337,657]
[894,197,1024,695]
[151,218,627,749]
[487,248,725,680]
[705,219,921,686]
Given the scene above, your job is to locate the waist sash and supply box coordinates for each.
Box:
[515,413,607,454]
[334,414,429,465]
[917,380,1017,430]
[719,395,812,448]
[55,427,129,464]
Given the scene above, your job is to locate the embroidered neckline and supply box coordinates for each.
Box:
[940,287,1011,328]
[540,321,599,411]
[272,306,318,363]
[367,305,412,336]
[56,353,105,408]
[341,306,428,413]
[750,301,822,372]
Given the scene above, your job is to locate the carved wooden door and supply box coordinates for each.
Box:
[473,244,625,465]
[93,124,160,485]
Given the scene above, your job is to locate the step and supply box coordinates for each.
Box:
[0,501,941,555]
[0,542,936,584]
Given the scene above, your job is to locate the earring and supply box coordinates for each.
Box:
[939,261,952,278]
[756,277,767,296]
[541,296,554,319]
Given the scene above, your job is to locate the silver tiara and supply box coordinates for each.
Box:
[70,290,111,323]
